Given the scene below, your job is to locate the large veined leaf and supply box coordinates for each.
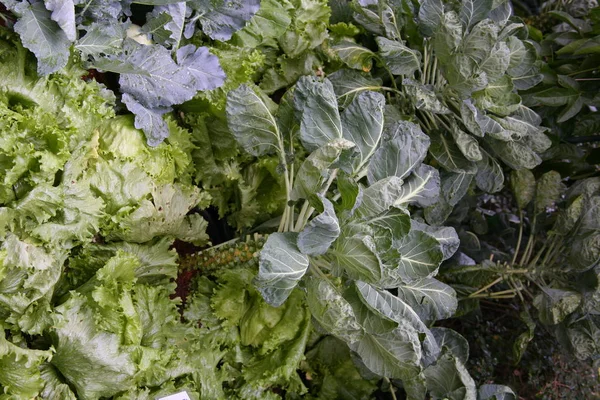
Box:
[331,232,383,283]
[294,76,343,151]
[75,23,125,60]
[191,0,261,41]
[333,40,376,71]
[254,232,310,307]
[533,289,582,325]
[298,196,340,256]
[397,279,458,322]
[391,230,443,283]
[328,69,383,108]
[411,220,459,260]
[45,0,76,41]
[154,2,186,48]
[12,1,71,75]
[418,0,444,36]
[510,169,535,210]
[363,206,412,243]
[376,36,421,76]
[431,328,469,364]
[349,323,427,399]
[356,176,405,218]
[478,384,517,400]
[341,91,385,172]
[227,84,280,157]
[459,0,493,30]
[393,164,440,208]
[429,130,477,174]
[98,42,226,145]
[355,282,440,362]
[292,139,355,203]
[534,171,563,213]
[403,79,451,114]
[424,347,477,400]
[305,277,364,343]
[368,121,430,184]
[474,149,504,193]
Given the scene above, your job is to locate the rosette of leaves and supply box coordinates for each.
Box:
[328,0,551,225]
[441,171,599,365]
[521,4,600,144]
[224,76,516,398]
[0,0,262,145]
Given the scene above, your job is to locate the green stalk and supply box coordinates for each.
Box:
[510,210,524,266]
[519,214,537,266]
[422,40,429,85]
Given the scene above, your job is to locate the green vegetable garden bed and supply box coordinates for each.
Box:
[0,0,598,399]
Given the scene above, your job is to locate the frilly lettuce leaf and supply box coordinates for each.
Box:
[0,325,53,398]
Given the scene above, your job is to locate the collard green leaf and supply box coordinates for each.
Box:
[487,137,541,170]
[120,94,171,147]
[368,121,430,184]
[193,0,261,41]
[13,2,71,75]
[332,231,382,283]
[478,384,517,400]
[553,195,584,235]
[341,91,385,172]
[411,220,460,260]
[534,171,563,213]
[333,40,376,71]
[433,11,462,62]
[460,0,493,30]
[450,125,482,162]
[349,325,428,399]
[510,169,535,210]
[356,176,405,218]
[294,76,343,151]
[328,69,383,108]
[418,0,444,36]
[232,0,292,48]
[533,289,582,325]
[429,130,477,174]
[226,84,280,157]
[298,196,341,256]
[305,277,364,343]
[337,171,363,213]
[397,279,458,322]
[403,79,451,114]
[376,36,421,76]
[140,11,173,45]
[424,347,477,400]
[394,164,441,208]
[364,207,411,242]
[292,139,355,203]
[355,282,440,360]
[475,149,504,193]
[431,327,470,364]
[388,230,443,283]
[569,232,600,272]
[255,232,310,307]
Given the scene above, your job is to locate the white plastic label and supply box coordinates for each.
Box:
[157,391,191,400]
